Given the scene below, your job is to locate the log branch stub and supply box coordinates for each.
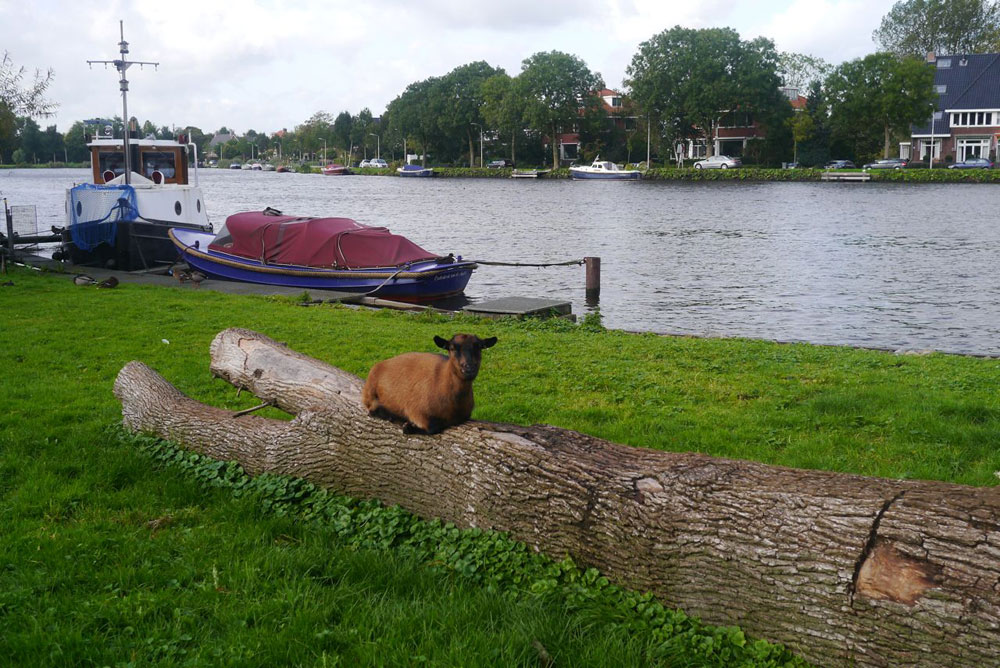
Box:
[113,328,1000,668]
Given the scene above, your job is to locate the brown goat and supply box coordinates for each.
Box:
[361,334,498,434]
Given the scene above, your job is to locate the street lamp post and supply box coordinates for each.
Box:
[929,103,936,170]
[322,138,327,164]
[646,114,651,169]
[471,123,483,168]
[369,133,380,160]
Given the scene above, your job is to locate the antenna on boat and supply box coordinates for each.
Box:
[87,20,159,185]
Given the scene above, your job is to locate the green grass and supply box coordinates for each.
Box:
[3,265,999,665]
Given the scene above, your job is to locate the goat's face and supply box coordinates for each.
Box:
[435,334,498,380]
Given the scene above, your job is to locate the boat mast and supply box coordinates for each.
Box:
[87,21,158,185]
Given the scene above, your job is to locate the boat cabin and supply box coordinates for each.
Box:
[88,138,191,185]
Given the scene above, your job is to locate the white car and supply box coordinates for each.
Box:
[369,158,388,168]
[358,159,371,168]
[694,155,742,169]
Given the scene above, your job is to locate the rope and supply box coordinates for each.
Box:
[470,258,585,267]
[360,265,409,296]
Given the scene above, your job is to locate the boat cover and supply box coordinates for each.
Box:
[68,183,139,251]
[208,211,440,269]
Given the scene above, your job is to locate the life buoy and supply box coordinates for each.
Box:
[102,170,116,183]
[151,170,165,184]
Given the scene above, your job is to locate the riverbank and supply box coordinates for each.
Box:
[3,264,817,667]
[5,265,999,663]
[9,161,1000,182]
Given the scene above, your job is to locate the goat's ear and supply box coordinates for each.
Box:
[434,335,450,350]
[480,336,498,349]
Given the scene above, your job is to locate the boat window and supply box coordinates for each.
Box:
[211,223,233,247]
[142,151,177,179]
[97,151,126,178]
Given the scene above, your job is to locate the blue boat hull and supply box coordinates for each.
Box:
[569,169,641,180]
[169,229,475,301]
[397,167,435,177]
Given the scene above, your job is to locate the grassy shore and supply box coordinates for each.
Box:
[3,265,999,665]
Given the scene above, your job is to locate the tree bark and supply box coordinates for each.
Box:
[114,328,1000,668]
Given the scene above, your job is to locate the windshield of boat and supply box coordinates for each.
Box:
[97,151,126,179]
[141,151,177,179]
[211,223,233,247]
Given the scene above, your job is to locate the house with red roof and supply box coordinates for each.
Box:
[705,87,806,158]
[550,89,639,162]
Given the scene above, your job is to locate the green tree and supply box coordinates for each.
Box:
[873,0,1000,57]
[18,117,42,162]
[332,111,353,156]
[295,112,334,161]
[626,27,787,159]
[797,81,833,166]
[825,53,936,161]
[63,121,89,162]
[788,109,815,163]
[481,73,528,164]
[777,52,832,90]
[519,51,602,169]
[436,61,503,167]
[1,51,56,118]
[1,51,56,162]
[387,78,446,166]
[350,108,374,161]
[40,124,63,162]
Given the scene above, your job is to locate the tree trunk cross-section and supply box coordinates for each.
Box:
[113,327,1000,667]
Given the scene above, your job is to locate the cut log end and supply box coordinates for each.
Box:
[857,539,942,606]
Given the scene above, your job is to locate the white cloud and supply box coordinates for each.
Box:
[2,0,895,133]
[747,0,891,63]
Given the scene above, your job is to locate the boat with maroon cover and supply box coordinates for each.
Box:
[168,209,476,301]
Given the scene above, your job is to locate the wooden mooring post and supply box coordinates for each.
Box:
[584,256,600,301]
[4,199,14,265]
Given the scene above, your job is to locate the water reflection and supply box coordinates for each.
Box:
[3,168,1000,355]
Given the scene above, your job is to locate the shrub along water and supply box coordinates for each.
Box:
[4,265,1000,664]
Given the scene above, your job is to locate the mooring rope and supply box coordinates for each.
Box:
[470,258,585,267]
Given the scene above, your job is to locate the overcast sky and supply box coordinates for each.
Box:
[2,0,895,134]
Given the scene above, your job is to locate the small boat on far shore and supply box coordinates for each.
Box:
[569,157,641,181]
[397,164,434,177]
[321,163,350,175]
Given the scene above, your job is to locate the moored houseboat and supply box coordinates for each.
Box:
[59,22,212,271]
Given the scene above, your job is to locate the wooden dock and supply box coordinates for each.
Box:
[463,296,573,320]
[821,171,871,182]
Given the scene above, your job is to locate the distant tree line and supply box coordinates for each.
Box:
[1,1,997,168]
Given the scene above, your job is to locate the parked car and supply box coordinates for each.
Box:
[824,159,856,169]
[948,157,993,169]
[369,158,388,168]
[358,159,372,168]
[487,159,515,168]
[693,155,742,170]
[863,158,908,170]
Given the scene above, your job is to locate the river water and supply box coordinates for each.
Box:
[3,167,999,356]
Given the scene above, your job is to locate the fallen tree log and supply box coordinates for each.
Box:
[114,327,1000,667]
